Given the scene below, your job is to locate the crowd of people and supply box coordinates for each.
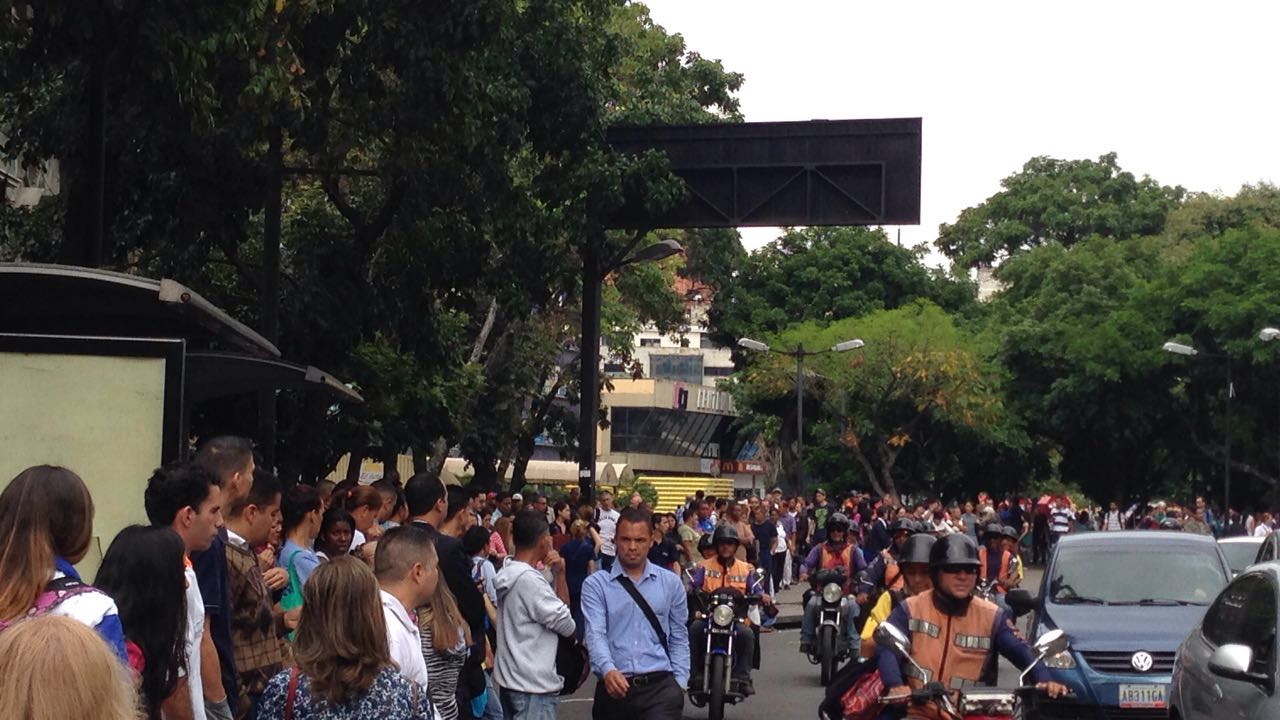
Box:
[4,442,1269,720]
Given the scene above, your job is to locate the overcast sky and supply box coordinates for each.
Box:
[640,0,1280,261]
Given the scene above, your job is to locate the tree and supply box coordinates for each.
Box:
[710,226,974,349]
[735,301,1005,501]
[937,153,1184,270]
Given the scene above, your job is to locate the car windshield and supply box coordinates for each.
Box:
[1219,542,1261,574]
[1049,547,1227,606]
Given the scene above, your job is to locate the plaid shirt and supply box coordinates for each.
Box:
[226,537,290,714]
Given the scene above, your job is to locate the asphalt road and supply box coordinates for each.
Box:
[558,567,1046,719]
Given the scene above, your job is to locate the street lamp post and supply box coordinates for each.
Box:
[1163,340,1234,512]
[578,238,684,505]
[1260,328,1280,503]
[738,336,865,491]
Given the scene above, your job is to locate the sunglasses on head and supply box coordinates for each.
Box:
[940,565,978,575]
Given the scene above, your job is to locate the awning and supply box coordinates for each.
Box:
[185,352,363,404]
[0,263,279,358]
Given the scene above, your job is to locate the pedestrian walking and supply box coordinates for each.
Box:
[595,491,621,572]
[581,508,689,720]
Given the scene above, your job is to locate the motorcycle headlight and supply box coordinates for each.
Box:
[712,603,735,627]
[822,583,843,604]
[1045,650,1076,669]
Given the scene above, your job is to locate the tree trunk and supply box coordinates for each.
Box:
[508,433,537,495]
[343,441,365,485]
[381,444,400,485]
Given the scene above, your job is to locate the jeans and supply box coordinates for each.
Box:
[688,619,755,681]
[499,689,559,720]
[204,698,233,720]
[481,671,504,720]
[800,596,860,649]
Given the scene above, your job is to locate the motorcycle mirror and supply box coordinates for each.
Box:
[873,622,912,658]
[1034,629,1069,657]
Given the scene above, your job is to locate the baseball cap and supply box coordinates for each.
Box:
[512,492,523,501]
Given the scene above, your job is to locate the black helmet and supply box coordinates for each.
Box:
[712,524,741,545]
[1001,525,1018,540]
[900,534,936,565]
[697,533,715,553]
[929,533,981,569]
[888,518,913,535]
[826,512,852,535]
[984,522,1004,537]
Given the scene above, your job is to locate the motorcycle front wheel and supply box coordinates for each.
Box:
[708,654,727,720]
[818,625,836,685]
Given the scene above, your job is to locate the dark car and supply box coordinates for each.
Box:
[1171,561,1280,720]
[1021,532,1230,718]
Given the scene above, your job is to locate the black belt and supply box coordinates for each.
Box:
[626,671,673,687]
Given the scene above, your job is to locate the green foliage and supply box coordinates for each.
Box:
[938,153,1185,270]
[710,226,974,348]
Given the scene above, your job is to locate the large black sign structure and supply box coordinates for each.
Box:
[608,118,921,228]
[576,118,923,501]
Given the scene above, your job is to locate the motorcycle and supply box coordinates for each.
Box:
[874,622,1073,720]
[807,567,851,685]
[975,577,1000,603]
[688,569,766,720]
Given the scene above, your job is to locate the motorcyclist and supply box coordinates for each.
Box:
[798,512,868,656]
[859,533,935,659]
[688,524,770,696]
[858,518,920,598]
[876,534,1069,718]
[1000,525,1024,590]
[978,522,1016,607]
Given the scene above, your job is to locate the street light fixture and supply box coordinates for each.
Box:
[1163,338,1233,512]
[578,239,684,504]
[738,336,866,490]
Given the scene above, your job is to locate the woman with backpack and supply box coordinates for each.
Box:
[0,465,127,661]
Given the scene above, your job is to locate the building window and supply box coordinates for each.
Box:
[611,406,729,458]
[639,338,661,347]
[704,366,734,378]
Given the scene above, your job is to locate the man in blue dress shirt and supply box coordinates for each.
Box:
[582,507,690,720]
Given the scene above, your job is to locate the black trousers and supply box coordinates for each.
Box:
[591,672,684,720]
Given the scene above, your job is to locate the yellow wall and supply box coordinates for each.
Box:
[642,476,734,512]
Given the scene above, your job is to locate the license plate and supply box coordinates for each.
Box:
[1119,684,1166,708]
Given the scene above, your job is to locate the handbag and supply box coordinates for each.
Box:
[555,635,590,696]
[839,669,885,720]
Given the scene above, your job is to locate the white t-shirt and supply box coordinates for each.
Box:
[596,507,620,556]
[1255,524,1272,538]
[379,589,429,689]
[47,570,119,633]
[349,529,367,551]
[184,564,208,720]
[773,522,788,554]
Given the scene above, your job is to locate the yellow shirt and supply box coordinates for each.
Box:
[860,591,895,641]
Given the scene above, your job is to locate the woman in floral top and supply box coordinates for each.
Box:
[255,557,433,720]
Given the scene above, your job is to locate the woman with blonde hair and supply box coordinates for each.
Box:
[419,580,473,720]
[255,556,432,719]
[0,614,139,720]
[0,465,127,660]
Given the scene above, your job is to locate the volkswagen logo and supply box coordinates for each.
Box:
[1131,651,1154,672]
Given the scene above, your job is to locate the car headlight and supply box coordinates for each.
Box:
[822,583,843,603]
[1045,651,1076,669]
[712,604,735,627]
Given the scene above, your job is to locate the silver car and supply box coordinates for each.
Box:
[1171,562,1279,720]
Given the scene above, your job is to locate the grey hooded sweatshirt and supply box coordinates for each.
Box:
[493,559,576,694]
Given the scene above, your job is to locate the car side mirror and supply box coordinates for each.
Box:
[1034,629,1069,657]
[1209,644,1271,688]
[1006,589,1037,617]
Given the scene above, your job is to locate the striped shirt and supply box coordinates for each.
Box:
[1050,507,1073,534]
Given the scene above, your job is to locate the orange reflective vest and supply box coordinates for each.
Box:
[978,548,1012,592]
[901,593,1001,720]
[819,543,855,593]
[700,557,752,594]
[881,549,905,592]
